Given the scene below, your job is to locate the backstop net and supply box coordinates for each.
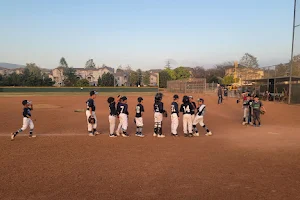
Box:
[167,79,206,93]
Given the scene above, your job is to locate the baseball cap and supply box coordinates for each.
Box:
[189,96,193,99]
[138,97,143,102]
[90,90,98,96]
[121,96,127,101]
[173,94,179,99]
[197,98,204,102]
[22,100,31,105]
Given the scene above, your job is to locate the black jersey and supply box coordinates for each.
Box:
[109,102,117,116]
[117,103,129,115]
[86,98,95,111]
[135,103,144,118]
[191,102,197,115]
[180,102,194,115]
[23,108,32,118]
[171,102,179,116]
[154,102,164,113]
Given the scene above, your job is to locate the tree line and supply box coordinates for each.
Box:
[0,63,54,86]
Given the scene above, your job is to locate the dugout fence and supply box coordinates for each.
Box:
[167,79,207,93]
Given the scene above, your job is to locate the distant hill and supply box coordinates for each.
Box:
[0,62,25,69]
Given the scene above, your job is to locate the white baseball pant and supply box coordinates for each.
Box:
[86,111,97,132]
[171,113,179,135]
[243,107,249,122]
[183,114,193,134]
[193,115,205,126]
[21,117,34,131]
[108,115,116,135]
[119,113,128,131]
[135,117,143,127]
[154,113,163,124]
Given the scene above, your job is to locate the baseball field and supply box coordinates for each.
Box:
[1,92,300,200]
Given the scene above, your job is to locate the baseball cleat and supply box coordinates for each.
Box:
[11,133,15,141]
[89,133,95,137]
[193,133,200,137]
[109,134,117,137]
[94,131,100,135]
[138,134,145,138]
[158,134,165,138]
[242,122,247,125]
[122,133,129,137]
[115,132,120,136]
[153,133,157,137]
[205,132,213,136]
[184,133,189,137]
[28,134,36,138]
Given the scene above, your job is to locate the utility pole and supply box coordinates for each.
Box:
[288,0,298,104]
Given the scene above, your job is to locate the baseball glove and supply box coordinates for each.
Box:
[260,110,266,115]
[88,116,96,124]
[163,111,168,118]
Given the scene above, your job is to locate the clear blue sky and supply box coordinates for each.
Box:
[0,0,298,70]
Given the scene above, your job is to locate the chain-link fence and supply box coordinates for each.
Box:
[167,79,207,93]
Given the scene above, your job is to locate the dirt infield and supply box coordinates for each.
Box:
[1,93,300,200]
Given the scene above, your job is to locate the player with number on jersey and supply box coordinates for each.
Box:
[171,94,179,136]
[117,96,129,137]
[107,97,118,138]
[180,96,194,137]
[153,93,165,138]
[135,97,145,137]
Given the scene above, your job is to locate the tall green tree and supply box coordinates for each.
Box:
[63,67,77,86]
[174,66,190,80]
[59,57,68,68]
[143,71,150,86]
[136,69,143,85]
[129,71,138,86]
[98,72,114,86]
[164,67,176,80]
[159,70,172,88]
[85,59,96,69]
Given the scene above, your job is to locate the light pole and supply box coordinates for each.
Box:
[288,0,299,104]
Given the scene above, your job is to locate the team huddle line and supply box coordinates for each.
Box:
[10,91,212,140]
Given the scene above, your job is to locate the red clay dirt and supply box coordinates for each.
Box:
[1,93,300,200]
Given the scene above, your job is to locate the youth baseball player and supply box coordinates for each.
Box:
[107,97,118,138]
[217,86,223,104]
[171,94,179,136]
[117,96,129,137]
[180,96,194,137]
[252,95,266,127]
[242,94,251,125]
[11,100,36,141]
[135,97,145,137]
[116,95,122,136]
[192,98,213,136]
[86,90,99,136]
[153,93,166,138]
[189,96,197,132]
